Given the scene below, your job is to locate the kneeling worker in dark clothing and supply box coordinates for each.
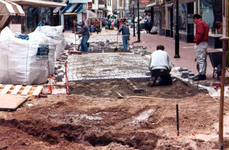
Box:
[148,45,173,86]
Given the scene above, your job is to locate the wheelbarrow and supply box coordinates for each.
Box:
[208,51,229,80]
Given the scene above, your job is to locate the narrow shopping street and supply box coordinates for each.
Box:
[0,26,228,149]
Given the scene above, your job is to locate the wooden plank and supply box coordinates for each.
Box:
[21,86,32,96]
[0,95,28,110]
[32,86,43,96]
[11,85,23,95]
[1,85,13,94]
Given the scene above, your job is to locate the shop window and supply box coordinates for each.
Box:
[64,15,77,31]
[200,0,222,35]
[153,6,161,27]
[178,3,187,32]
[161,6,165,29]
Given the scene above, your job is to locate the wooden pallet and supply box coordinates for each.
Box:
[0,84,43,99]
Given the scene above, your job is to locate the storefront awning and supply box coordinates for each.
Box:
[65,3,78,13]
[32,8,38,14]
[87,10,97,19]
[61,3,71,13]
[0,0,16,15]
[9,1,25,16]
[11,0,66,7]
[53,7,61,13]
[146,2,157,8]
[74,4,82,13]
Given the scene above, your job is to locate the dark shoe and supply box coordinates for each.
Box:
[155,77,161,86]
[148,77,155,86]
[192,74,206,81]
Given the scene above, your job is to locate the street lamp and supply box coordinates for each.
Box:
[174,0,180,58]
[137,0,140,42]
[131,1,135,37]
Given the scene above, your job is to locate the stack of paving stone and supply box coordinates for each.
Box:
[54,52,68,82]
[179,68,194,79]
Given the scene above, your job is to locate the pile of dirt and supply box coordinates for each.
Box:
[0,93,227,149]
[69,78,207,99]
[0,78,228,149]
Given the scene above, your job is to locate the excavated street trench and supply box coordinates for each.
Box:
[0,43,225,150]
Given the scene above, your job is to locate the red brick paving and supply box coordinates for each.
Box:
[130,33,222,82]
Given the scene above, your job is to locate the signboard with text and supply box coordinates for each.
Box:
[140,0,149,4]
[88,2,92,10]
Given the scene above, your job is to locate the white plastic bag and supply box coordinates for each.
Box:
[76,37,82,45]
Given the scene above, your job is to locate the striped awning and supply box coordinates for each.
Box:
[74,4,82,13]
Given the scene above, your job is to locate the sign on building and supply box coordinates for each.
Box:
[140,0,149,4]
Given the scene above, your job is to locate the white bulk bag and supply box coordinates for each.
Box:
[34,25,66,57]
[0,27,51,85]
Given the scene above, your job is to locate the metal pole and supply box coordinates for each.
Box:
[137,0,140,42]
[219,37,227,149]
[219,1,228,149]
[174,0,180,58]
[133,4,136,37]
[176,104,179,136]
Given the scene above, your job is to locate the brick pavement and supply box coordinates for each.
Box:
[64,29,226,82]
[130,33,223,81]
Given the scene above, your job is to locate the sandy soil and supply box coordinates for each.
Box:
[0,77,228,150]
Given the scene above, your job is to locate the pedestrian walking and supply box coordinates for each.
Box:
[95,19,100,34]
[76,21,90,53]
[145,20,149,33]
[107,20,111,30]
[192,14,209,81]
[148,20,153,34]
[117,20,120,30]
[117,20,130,50]
[148,45,173,86]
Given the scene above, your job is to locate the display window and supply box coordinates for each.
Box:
[200,0,222,35]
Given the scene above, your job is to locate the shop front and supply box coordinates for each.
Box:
[199,0,222,48]
[11,0,66,33]
[163,0,173,37]
[176,1,195,43]
[146,1,162,34]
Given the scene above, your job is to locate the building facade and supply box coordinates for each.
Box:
[146,0,223,48]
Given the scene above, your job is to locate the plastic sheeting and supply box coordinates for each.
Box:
[0,27,55,85]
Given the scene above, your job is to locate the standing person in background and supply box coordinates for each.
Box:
[145,20,149,33]
[107,20,111,30]
[117,20,130,50]
[148,20,153,34]
[38,18,47,26]
[94,19,100,34]
[76,21,90,53]
[73,20,82,32]
[117,19,120,30]
[111,21,115,29]
[192,14,209,81]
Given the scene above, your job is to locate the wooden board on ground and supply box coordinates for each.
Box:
[0,95,28,111]
[69,51,81,55]
[0,85,43,99]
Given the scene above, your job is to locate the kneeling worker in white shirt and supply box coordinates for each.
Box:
[148,45,173,86]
